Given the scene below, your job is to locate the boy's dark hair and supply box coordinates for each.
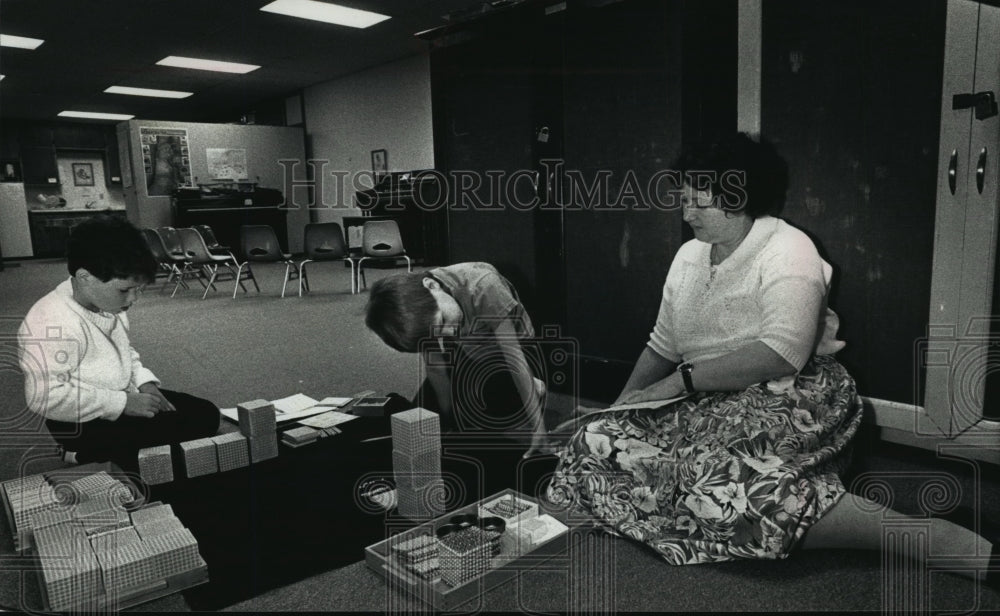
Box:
[673,132,789,218]
[67,215,158,283]
[365,273,439,353]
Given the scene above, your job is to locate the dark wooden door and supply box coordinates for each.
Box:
[430,6,564,324]
[761,0,946,404]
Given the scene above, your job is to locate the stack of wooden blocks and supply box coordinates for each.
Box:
[390,408,443,519]
[237,399,279,463]
[9,470,204,612]
[136,399,275,486]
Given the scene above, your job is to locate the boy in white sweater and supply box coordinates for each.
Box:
[17,216,219,470]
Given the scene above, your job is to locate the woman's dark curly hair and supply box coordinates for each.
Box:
[672,132,789,218]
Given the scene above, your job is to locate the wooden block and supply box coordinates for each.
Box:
[138,446,174,485]
[237,399,276,437]
[247,433,278,462]
[211,432,249,472]
[179,438,218,478]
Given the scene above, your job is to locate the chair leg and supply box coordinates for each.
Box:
[281,263,292,298]
[170,265,189,298]
[202,265,219,300]
[233,263,251,298]
[357,257,369,291]
[403,255,412,273]
[299,261,309,297]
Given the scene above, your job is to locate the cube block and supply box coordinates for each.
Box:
[179,438,218,478]
[248,433,279,462]
[138,445,174,485]
[212,432,249,472]
[237,399,276,437]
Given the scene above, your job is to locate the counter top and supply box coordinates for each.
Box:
[29,208,126,214]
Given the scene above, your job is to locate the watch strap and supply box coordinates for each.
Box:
[679,362,695,393]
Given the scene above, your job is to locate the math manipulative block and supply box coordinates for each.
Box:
[138,445,174,485]
[211,432,250,472]
[237,399,276,437]
[437,527,491,587]
[390,408,440,455]
[141,527,202,579]
[179,438,218,478]
[248,433,279,463]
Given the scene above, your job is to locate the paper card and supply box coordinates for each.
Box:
[220,399,332,424]
[604,393,689,412]
[298,411,359,429]
[271,393,320,414]
[549,394,690,434]
[317,397,352,407]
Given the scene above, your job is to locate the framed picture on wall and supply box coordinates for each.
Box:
[371,149,387,178]
[0,159,22,183]
[72,162,95,186]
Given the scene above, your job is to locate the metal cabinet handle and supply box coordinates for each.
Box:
[976,147,987,194]
[949,149,958,195]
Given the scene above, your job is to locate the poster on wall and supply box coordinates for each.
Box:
[140,127,192,197]
[206,148,248,180]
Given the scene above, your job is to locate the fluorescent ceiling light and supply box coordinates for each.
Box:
[156,56,260,74]
[260,0,390,28]
[105,86,193,99]
[0,34,45,49]
[58,111,135,121]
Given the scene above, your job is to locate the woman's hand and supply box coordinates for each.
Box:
[523,429,560,458]
[615,373,686,406]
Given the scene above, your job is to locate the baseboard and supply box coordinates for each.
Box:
[864,396,1000,466]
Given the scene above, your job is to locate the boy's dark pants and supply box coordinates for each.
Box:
[45,389,220,471]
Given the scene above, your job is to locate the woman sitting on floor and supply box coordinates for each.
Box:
[546,133,996,582]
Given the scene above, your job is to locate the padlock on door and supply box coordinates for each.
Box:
[536,126,550,143]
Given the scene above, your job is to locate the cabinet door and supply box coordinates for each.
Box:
[925,1,1000,433]
[18,125,53,147]
[20,146,60,185]
[0,125,19,158]
[951,4,1000,432]
[53,125,106,149]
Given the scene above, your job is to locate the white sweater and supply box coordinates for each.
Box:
[649,216,844,372]
[17,278,159,423]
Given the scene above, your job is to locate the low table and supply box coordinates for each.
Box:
[159,417,559,610]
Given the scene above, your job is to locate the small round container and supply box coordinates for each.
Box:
[478,516,506,534]
[449,513,479,528]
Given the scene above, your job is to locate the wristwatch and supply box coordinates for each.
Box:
[679,362,696,393]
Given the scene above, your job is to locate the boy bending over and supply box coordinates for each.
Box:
[365,262,554,458]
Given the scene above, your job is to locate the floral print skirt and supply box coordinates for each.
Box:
[545,355,863,564]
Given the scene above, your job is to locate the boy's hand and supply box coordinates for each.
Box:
[138,383,176,412]
[123,393,164,418]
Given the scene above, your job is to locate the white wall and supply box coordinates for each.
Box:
[50,153,127,211]
[302,54,435,232]
[118,120,309,251]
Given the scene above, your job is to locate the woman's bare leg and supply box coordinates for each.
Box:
[801,493,992,581]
